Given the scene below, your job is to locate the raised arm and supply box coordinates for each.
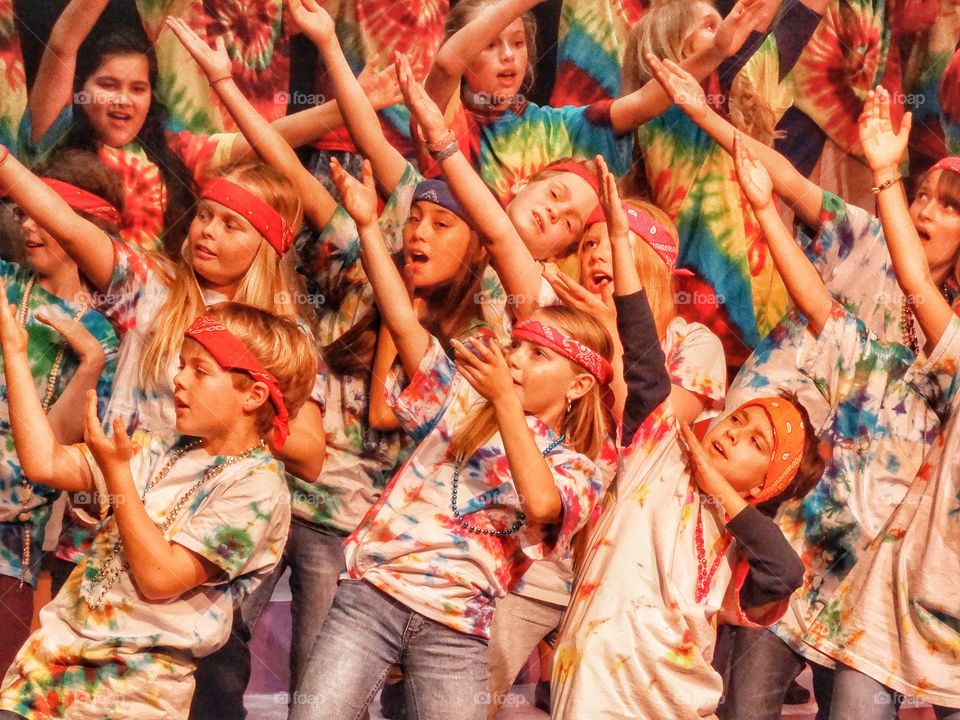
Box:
[610,0,770,133]
[424,0,541,113]
[0,288,93,492]
[28,0,111,143]
[860,87,954,346]
[289,0,408,193]
[166,16,337,230]
[649,55,823,229]
[732,132,832,334]
[0,148,114,291]
[332,157,430,378]
[398,52,543,317]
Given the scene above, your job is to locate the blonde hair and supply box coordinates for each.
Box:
[625,199,678,338]
[138,161,304,389]
[201,302,318,437]
[450,305,614,462]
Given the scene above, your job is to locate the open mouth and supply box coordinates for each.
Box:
[23,240,45,250]
[591,271,613,290]
[194,243,216,260]
[107,109,132,122]
[917,228,931,242]
[711,440,726,459]
[532,210,545,233]
[407,250,430,265]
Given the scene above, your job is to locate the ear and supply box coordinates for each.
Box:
[243,381,271,415]
[745,483,765,500]
[566,372,597,403]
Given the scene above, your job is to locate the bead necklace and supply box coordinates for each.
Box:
[15,276,87,587]
[694,506,733,603]
[450,433,566,537]
[87,438,265,609]
[901,298,919,356]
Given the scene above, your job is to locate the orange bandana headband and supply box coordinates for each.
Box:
[738,397,805,504]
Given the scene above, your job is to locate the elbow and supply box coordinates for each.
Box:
[136,573,183,602]
[522,493,563,525]
[368,405,401,432]
[781,553,805,596]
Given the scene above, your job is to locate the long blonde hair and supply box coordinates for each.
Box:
[138,161,304,389]
[625,199,678,338]
[450,305,614,462]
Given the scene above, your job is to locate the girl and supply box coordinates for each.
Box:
[802,89,960,720]
[622,0,825,366]
[0,301,316,720]
[420,0,770,207]
[0,148,120,672]
[289,157,607,720]
[484,159,727,717]
[24,0,397,254]
[653,58,960,719]
[168,10,487,705]
[552,141,820,720]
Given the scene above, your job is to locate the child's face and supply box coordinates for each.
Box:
[463,17,528,105]
[506,172,597,261]
[187,195,265,297]
[578,224,614,295]
[699,405,775,497]
[682,3,723,60]
[18,211,77,279]
[80,53,152,148]
[173,340,249,438]
[403,201,476,288]
[910,170,960,282]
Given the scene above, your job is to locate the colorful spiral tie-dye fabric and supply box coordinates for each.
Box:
[0,0,25,156]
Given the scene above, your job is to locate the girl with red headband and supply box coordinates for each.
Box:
[0,148,120,672]
[552,149,820,720]
[0,301,316,720]
[654,57,960,718]
[285,158,607,720]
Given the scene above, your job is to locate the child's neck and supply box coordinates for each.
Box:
[34,268,84,304]
[199,425,264,457]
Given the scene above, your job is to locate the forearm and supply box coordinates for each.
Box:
[754,203,831,333]
[232,101,345,157]
[48,359,106,444]
[273,400,326,481]
[368,325,402,431]
[492,394,562,523]
[700,109,823,228]
[358,223,430,377]
[3,349,92,491]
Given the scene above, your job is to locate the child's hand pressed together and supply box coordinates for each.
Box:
[451,333,517,407]
[330,157,379,228]
[679,422,748,519]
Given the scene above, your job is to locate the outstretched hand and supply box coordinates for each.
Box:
[83,390,135,476]
[165,17,231,82]
[330,157,378,228]
[595,155,629,243]
[732,132,774,211]
[287,0,337,49]
[858,86,912,175]
[0,280,27,356]
[359,55,401,111]
[451,331,515,405]
[36,310,104,366]
[395,51,450,147]
[647,55,709,123]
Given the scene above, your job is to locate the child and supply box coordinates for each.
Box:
[289,157,607,720]
[552,152,818,720]
[654,58,960,717]
[24,0,396,253]
[0,148,120,672]
[0,301,316,720]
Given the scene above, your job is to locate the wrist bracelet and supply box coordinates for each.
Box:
[429,140,459,163]
[0,145,9,167]
[871,173,901,194]
[209,75,232,86]
[426,130,456,153]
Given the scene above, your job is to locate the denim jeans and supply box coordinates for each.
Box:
[189,521,347,719]
[719,626,833,720]
[290,579,490,720]
[830,665,960,720]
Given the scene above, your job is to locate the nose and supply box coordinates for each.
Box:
[916,196,936,222]
[500,39,515,60]
[173,368,186,390]
[20,215,38,232]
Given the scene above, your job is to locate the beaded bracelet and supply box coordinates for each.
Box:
[0,144,9,166]
[426,129,456,153]
[209,75,232,87]
[871,173,901,194]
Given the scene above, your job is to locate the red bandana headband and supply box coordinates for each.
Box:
[933,157,960,175]
[42,178,121,227]
[512,318,613,384]
[200,178,293,255]
[738,397,805,504]
[184,315,290,448]
[543,160,600,195]
[586,203,680,272]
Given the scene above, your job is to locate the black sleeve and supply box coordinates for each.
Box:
[726,505,804,608]
[617,290,670,442]
[772,0,822,81]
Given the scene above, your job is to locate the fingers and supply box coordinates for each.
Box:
[360,158,375,191]
[83,389,104,444]
[328,156,349,191]
[111,417,131,453]
[899,111,913,141]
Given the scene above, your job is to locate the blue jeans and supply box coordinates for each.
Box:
[720,626,833,720]
[830,665,960,720]
[290,579,489,720]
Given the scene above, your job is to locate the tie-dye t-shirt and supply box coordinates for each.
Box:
[23,107,236,252]
[344,335,603,639]
[548,0,647,107]
[725,192,927,664]
[0,0,25,155]
[418,98,632,206]
[943,47,960,156]
[805,314,960,708]
[0,431,289,720]
[0,262,118,587]
[552,400,788,720]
